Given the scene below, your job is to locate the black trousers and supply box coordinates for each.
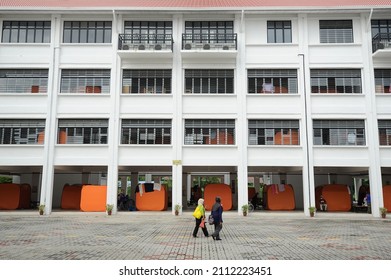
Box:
[193,218,209,237]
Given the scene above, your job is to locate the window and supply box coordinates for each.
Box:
[310,69,362,94]
[122,70,171,94]
[313,120,365,146]
[58,119,108,144]
[374,69,391,93]
[124,21,172,44]
[0,69,48,93]
[248,69,297,94]
[121,119,171,144]
[63,21,112,43]
[2,21,51,43]
[248,120,299,145]
[184,119,235,145]
[60,69,110,94]
[183,21,236,47]
[267,21,292,43]
[185,69,234,94]
[379,120,391,146]
[371,20,391,48]
[0,119,45,144]
[319,20,353,43]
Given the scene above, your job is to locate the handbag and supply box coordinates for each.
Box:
[192,206,202,219]
[199,218,205,228]
[208,214,214,225]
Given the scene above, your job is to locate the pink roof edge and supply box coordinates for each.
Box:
[1,0,391,9]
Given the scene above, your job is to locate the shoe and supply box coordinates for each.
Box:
[212,235,216,240]
[216,238,222,241]
[193,235,197,238]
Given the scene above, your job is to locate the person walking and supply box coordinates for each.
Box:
[192,198,209,238]
[210,196,223,241]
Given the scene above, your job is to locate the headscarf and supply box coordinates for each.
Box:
[198,198,204,206]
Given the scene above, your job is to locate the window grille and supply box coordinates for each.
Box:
[248,120,300,145]
[2,21,51,43]
[310,69,362,94]
[184,21,233,43]
[185,69,234,94]
[0,119,45,144]
[313,120,365,146]
[184,119,235,145]
[248,69,297,94]
[378,120,391,146]
[58,119,108,144]
[374,69,391,94]
[0,69,48,93]
[63,21,112,43]
[122,70,171,94]
[60,69,110,94]
[319,20,353,43]
[121,119,171,144]
[267,21,292,43]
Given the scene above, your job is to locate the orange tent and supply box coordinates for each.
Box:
[135,184,168,211]
[315,184,352,212]
[383,185,391,211]
[61,184,82,210]
[204,184,232,211]
[263,184,295,210]
[80,185,107,212]
[0,183,21,210]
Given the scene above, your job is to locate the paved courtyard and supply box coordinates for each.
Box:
[0,211,390,260]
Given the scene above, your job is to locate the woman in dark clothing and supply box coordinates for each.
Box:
[211,196,223,241]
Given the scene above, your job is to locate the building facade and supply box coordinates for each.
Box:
[1,0,391,216]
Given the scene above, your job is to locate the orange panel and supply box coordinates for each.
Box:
[80,185,107,212]
[383,185,391,211]
[264,184,295,210]
[0,184,20,210]
[136,184,167,211]
[61,184,82,210]
[316,184,351,212]
[18,183,31,209]
[204,184,232,211]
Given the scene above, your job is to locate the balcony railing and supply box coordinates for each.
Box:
[118,34,173,51]
[372,33,391,53]
[182,33,237,50]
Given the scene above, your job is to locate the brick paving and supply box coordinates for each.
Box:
[0,211,390,260]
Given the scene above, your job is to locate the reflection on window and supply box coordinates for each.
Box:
[0,69,48,93]
[319,20,353,43]
[379,120,391,146]
[58,119,108,144]
[248,69,297,94]
[121,119,171,144]
[313,120,365,146]
[374,69,391,94]
[185,119,235,145]
[60,69,110,94]
[248,120,299,145]
[310,69,362,94]
[0,119,45,144]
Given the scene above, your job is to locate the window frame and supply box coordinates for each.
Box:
[60,69,111,94]
[310,69,362,94]
[62,21,112,44]
[122,69,172,94]
[0,119,45,144]
[247,69,298,94]
[267,21,292,43]
[1,21,51,43]
[184,119,235,145]
[57,119,108,144]
[248,120,300,145]
[313,120,366,146]
[0,69,48,94]
[319,20,353,44]
[121,119,172,145]
[185,69,234,94]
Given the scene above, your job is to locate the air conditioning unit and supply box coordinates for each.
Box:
[155,44,162,50]
[203,43,210,50]
[138,44,145,50]
[222,45,229,50]
[122,44,129,50]
[184,43,192,50]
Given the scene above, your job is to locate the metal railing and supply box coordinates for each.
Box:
[372,33,391,53]
[182,33,237,50]
[118,34,173,51]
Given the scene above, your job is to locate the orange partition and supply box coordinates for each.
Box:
[383,185,391,211]
[80,185,107,212]
[204,184,232,211]
[315,184,351,212]
[61,184,82,210]
[136,184,168,211]
[263,184,295,210]
[18,183,31,209]
[0,184,20,210]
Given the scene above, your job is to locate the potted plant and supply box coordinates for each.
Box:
[242,204,249,216]
[174,204,181,215]
[309,206,316,217]
[106,204,114,215]
[38,204,45,215]
[380,207,387,218]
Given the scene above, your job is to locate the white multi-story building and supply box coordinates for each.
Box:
[0,0,391,217]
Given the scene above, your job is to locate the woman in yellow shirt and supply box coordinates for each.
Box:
[192,198,209,238]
